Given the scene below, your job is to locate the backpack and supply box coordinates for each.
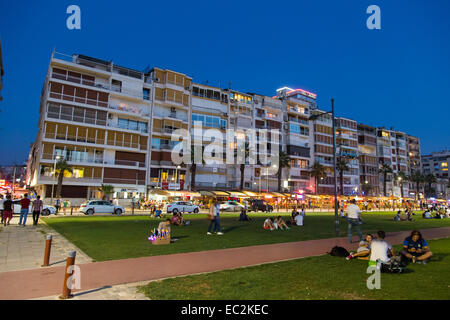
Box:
[329,246,350,257]
[380,256,406,273]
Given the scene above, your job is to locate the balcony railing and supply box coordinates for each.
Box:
[44,132,105,145]
[41,153,145,167]
[39,175,103,184]
[108,103,150,117]
[49,91,108,108]
[103,178,145,185]
[50,73,148,100]
[47,109,107,126]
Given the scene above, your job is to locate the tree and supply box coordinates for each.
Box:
[397,171,408,198]
[55,159,73,198]
[361,182,373,196]
[410,170,425,201]
[379,163,393,197]
[238,142,250,191]
[98,184,114,201]
[424,173,437,198]
[277,150,291,192]
[336,157,350,196]
[189,146,203,191]
[309,162,327,195]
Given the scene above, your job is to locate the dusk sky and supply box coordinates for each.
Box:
[0,0,449,165]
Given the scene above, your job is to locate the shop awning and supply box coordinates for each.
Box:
[165,190,202,197]
[198,190,215,197]
[148,189,170,196]
[228,191,248,197]
[210,191,230,196]
[243,191,259,197]
[271,192,286,197]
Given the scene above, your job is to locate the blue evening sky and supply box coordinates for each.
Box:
[0,0,449,165]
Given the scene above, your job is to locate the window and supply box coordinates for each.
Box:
[143,88,150,100]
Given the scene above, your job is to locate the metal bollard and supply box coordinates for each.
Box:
[41,235,52,267]
[60,251,77,300]
[70,206,73,216]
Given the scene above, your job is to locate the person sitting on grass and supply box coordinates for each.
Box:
[275,216,290,230]
[347,234,374,260]
[157,219,171,236]
[394,211,402,221]
[176,212,186,225]
[171,212,181,226]
[400,230,433,264]
[423,210,432,219]
[264,217,275,230]
[433,211,443,219]
[239,208,252,221]
[369,230,395,265]
[404,210,414,222]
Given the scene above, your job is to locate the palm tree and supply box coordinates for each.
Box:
[397,171,408,198]
[98,184,114,201]
[238,142,250,191]
[361,182,373,196]
[336,157,350,196]
[309,162,327,195]
[410,170,425,201]
[424,173,437,198]
[55,159,73,198]
[379,163,393,197]
[189,145,202,191]
[277,150,291,192]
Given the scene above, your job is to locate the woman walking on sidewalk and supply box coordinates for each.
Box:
[207,200,223,235]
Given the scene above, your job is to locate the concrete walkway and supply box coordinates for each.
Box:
[1,226,449,300]
[0,216,91,272]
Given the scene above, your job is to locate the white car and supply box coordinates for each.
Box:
[220,201,245,212]
[167,201,200,214]
[80,200,124,215]
[12,199,57,216]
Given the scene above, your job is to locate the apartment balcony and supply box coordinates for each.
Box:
[39,174,103,185]
[40,153,145,168]
[43,132,105,145]
[50,72,148,101]
[287,106,309,116]
[103,177,145,185]
[106,120,149,134]
[108,103,150,118]
[48,90,108,108]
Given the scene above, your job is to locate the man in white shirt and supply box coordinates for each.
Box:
[346,199,362,243]
[294,213,303,226]
[370,230,394,264]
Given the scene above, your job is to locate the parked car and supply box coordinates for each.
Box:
[167,201,200,214]
[248,199,273,212]
[79,200,124,215]
[220,201,245,212]
[12,199,57,216]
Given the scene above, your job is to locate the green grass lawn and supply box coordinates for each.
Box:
[137,238,450,300]
[42,211,450,262]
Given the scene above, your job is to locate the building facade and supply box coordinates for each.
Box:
[421,150,450,199]
[27,52,425,203]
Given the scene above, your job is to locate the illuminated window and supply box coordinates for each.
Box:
[441,162,448,167]
[382,131,389,138]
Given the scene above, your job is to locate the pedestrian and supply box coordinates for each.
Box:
[55,198,61,214]
[3,194,13,226]
[63,199,69,215]
[32,195,44,225]
[207,199,223,235]
[0,194,4,224]
[346,199,363,243]
[19,193,31,226]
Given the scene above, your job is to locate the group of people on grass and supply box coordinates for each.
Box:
[346,230,433,265]
[422,208,449,219]
[263,207,305,231]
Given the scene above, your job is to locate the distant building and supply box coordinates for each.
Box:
[421,150,450,199]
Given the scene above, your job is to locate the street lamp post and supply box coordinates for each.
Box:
[309,98,339,237]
